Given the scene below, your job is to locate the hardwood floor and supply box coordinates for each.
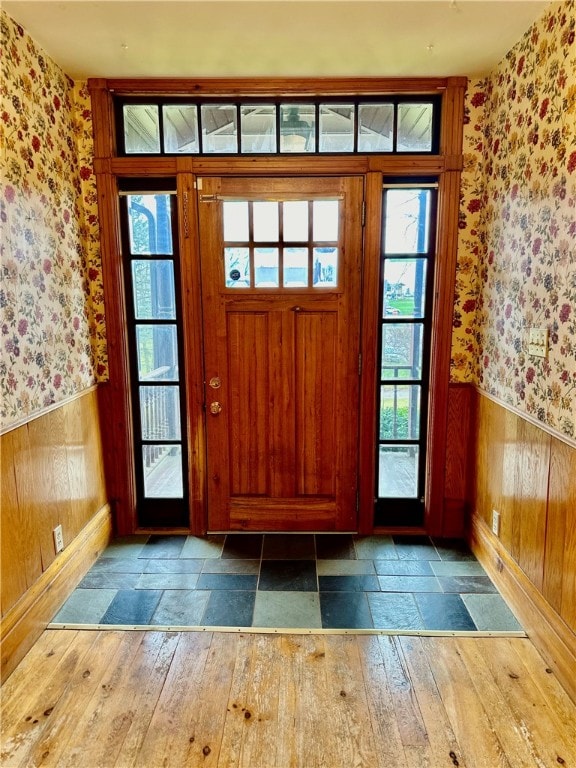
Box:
[2,629,575,767]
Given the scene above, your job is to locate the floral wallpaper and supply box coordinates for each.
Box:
[0,12,106,430]
[453,0,576,440]
[451,78,487,383]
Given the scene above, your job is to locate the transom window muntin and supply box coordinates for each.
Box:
[119,96,440,157]
[221,198,340,290]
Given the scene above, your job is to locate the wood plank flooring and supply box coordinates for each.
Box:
[1,629,575,768]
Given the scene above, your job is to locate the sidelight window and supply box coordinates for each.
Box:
[376,183,437,527]
[120,184,188,526]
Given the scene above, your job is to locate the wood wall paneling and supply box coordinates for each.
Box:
[26,408,74,571]
[469,391,576,702]
[514,419,550,592]
[0,430,33,615]
[1,390,108,620]
[544,439,576,631]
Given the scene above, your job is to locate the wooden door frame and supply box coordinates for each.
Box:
[88,77,465,537]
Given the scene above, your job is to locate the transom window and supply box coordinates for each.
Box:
[220,199,340,290]
[118,97,440,156]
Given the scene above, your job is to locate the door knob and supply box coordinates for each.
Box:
[209,401,222,415]
[209,376,221,389]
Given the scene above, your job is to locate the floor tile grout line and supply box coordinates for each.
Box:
[56,534,522,633]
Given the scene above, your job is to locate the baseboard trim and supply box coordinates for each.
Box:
[1,504,112,682]
[469,514,576,704]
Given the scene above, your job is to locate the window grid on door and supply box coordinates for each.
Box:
[221,199,340,291]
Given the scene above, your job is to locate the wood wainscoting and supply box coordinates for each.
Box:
[1,388,111,680]
[468,390,576,703]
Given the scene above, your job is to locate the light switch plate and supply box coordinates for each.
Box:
[528,328,548,358]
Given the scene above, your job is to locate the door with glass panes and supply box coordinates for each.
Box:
[197,176,363,532]
[375,182,437,527]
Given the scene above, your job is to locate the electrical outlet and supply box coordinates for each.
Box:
[53,525,64,554]
[492,510,500,537]
[528,328,548,358]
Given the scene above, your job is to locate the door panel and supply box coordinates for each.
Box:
[227,311,271,496]
[295,311,337,497]
[198,176,363,531]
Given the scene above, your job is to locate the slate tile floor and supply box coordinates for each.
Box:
[51,534,524,633]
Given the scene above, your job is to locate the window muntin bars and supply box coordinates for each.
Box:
[119,97,440,156]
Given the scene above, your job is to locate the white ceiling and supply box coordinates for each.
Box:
[3,0,551,80]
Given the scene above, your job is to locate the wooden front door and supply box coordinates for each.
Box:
[198,176,363,531]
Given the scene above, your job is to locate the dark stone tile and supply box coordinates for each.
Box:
[392,535,440,561]
[415,593,477,631]
[318,575,380,592]
[432,538,477,561]
[221,534,263,559]
[315,535,356,560]
[374,559,434,576]
[201,590,256,627]
[78,572,140,589]
[319,592,373,629]
[196,574,258,591]
[262,534,315,560]
[90,557,146,574]
[368,593,425,630]
[100,589,162,625]
[438,575,498,594]
[259,560,317,591]
[139,535,186,559]
[144,559,204,574]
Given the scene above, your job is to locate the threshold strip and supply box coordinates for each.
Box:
[47,622,526,638]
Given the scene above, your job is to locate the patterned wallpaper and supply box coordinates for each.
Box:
[454,0,576,440]
[2,5,574,439]
[0,12,106,430]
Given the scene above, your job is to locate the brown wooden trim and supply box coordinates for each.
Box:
[1,504,112,682]
[110,157,178,176]
[366,156,446,174]
[470,514,576,705]
[443,155,464,172]
[93,76,466,97]
[107,155,446,178]
[426,170,463,537]
[428,80,466,539]
[87,79,116,159]
[358,172,382,534]
[177,172,207,535]
[439,78,466,157]
[443,382,474,537]
[95,172,136,535]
